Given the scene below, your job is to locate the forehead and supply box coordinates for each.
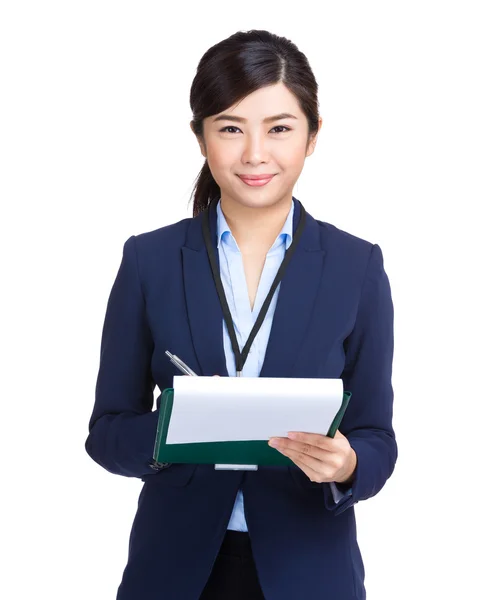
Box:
[217,82,302,119]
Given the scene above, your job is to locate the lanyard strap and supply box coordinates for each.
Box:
[202,198,307,376]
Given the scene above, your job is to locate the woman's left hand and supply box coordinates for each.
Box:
[268,430,357,484]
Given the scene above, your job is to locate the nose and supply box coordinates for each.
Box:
[241,132,270,166]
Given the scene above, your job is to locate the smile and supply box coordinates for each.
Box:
[238,174,276,187]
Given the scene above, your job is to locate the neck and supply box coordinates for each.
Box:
[219,196,293,253]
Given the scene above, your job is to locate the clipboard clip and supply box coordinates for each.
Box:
[215,464,258,471]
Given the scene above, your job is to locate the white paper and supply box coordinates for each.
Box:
[165,376,344,444]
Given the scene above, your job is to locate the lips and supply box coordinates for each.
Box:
[238,174,276,180]
[238,174,276,187]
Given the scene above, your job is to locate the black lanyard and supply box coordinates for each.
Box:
[202,198,307,376]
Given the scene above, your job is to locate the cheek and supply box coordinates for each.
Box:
[278,156,306,182]
[207,154,229,173]
[275,142,307,170]
[206,141,235,170]
[206,158,236,189]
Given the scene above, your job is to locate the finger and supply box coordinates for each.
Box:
[287,431,337,451]
[271,433,343,459]
[270,437,337,461]
[288,455,330,484]
[281,446,339,479]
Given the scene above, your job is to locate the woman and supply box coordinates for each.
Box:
[85,29,397,600]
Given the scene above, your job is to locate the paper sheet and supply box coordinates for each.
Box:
[165,376,344,444]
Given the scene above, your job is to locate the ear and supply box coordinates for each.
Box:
[306,116,323,157]
[190,120,207,159]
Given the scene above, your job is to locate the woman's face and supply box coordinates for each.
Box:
[195,82,321,211]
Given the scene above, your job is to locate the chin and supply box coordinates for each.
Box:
[238,197,284,210]
[226,189,290,209]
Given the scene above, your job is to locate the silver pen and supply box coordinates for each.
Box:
[165,350,198,377]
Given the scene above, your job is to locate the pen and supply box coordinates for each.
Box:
[165,350,198,377]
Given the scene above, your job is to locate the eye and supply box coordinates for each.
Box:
[270,125,291,133]
[219,126,241,134]
[218,125,292,134]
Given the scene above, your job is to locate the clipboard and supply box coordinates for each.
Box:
[152,387,352,467]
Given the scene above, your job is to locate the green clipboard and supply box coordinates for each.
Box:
[153,387,352,467]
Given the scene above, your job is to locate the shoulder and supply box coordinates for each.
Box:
[309,214,389,293]
[118,216,193,265]
[314,215,378,265]
[131,217,193,252]
[116,217,193,281]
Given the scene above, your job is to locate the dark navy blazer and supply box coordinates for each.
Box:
[85,197,397,600]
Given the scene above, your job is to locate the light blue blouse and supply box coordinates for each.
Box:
[215,198,348,532]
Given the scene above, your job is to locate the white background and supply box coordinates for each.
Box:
[1,1,502,598]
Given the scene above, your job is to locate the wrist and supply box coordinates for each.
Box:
[337,448,357,485]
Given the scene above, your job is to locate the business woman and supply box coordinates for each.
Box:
[85,29,397,600]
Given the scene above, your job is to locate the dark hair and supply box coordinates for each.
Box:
[189,29,320,217]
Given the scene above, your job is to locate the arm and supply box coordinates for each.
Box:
[84,235,159,478]
[324,243,397,514]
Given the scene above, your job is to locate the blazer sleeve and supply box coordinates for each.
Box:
[323,243,398,515]
[85,235,159,478]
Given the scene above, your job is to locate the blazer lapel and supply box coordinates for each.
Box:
[182,201,229,377]
[181,197,325,378]
[259,201,325,377]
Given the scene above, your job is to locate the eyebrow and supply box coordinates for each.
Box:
[212,112,298,124]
